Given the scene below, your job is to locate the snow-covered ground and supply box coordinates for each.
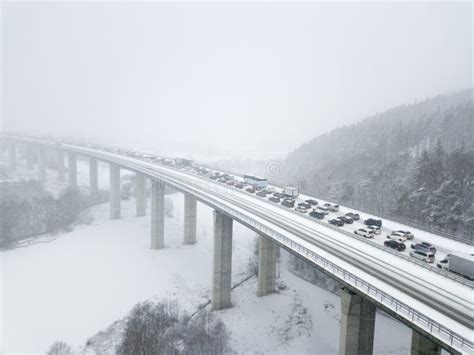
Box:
[1,194,412,354]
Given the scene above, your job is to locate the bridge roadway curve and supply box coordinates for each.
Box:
[12,138,474,353]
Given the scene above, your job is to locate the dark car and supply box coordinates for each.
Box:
[246,187,256,193]
[338,216,353,224]
[217,178,227,183]
[269,196,280,203]
[281,199,295,208]
[384,240,406,251]
[255,186,264,191]
[364,218,382,228]
[309,210,325,219]
[235,182,244,189]
[329,218,344,227]
[298,202,312,209]
[305,199,318,206]
[273,192,283,198]
[411,242,437,254]
[345,212,360,221]
[256,190,268,197]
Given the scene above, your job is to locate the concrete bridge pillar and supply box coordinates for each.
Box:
[8,141,16,170]
[136,173,146,217]
[212,211,233,310]
[411,331,441,355]
[257,235,278,297]
[26,144,34,170]
[89,158,98,198]
[57,150,65,181]
[339,288,376,355]
[67,152,77,189]
[38,146,47,182]
[109,163,121,220]
[150,180,164,249]
[183,193,197,244]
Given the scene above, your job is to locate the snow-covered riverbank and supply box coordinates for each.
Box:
[1,193,412,354]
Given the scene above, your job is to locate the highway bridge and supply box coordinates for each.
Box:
[1,135,473,355]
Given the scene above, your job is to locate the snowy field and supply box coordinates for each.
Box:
[1,159,413,354]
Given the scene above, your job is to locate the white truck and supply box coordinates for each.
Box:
[283,186,299,198]
[437,252,474,280]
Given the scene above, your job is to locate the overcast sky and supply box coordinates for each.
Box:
[1,1,472,159]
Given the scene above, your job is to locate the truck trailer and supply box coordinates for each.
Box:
[437,252,474,280]
[283,186,299,198]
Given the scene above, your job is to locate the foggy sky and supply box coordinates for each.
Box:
[1,1,472,159]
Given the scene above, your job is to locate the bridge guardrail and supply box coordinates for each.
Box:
[180,168,474,287]
[7,137,473,353]
[92,149,472,287]
[8,135,472,286]
[197,161,473,245]
[158,174,473,355]
[245,192,474,287]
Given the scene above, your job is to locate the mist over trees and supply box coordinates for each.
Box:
[278,90,474,238]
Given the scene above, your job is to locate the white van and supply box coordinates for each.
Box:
[410,250,435,263]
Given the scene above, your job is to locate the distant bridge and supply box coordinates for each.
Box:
[1,135,472,355]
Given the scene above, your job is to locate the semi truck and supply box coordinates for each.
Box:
[437,252,474,280]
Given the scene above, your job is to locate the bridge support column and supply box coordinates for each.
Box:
[183,193,197,244]
[109,163,121,220]
[257,235,278,297]
[89,158,98,198]
[411,331,441,355]
[8,141,16,170]
[57,150,65,181]
[212,211,233,310]
[26,144,34,170]
[67,152,77,189]
[38,147,47,182]
[150,180,164,249]
[136,173,146,217]
[339,288,376,355]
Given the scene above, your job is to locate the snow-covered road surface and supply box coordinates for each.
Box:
[6,137,474,354]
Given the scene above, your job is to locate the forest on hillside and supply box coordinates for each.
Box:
[277,90,474,239]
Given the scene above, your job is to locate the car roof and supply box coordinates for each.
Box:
[414,250,434,255]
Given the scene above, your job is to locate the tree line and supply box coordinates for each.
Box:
[277,91,473,239]
[0,182,90,248]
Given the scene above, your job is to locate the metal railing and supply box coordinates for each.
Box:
[176,168,474,287]
[155,173,472,355]
[82,146,472,286]
[247,193,474,287]
[18,135,472,286]
[196,160,473,245]
[6,136,473,354]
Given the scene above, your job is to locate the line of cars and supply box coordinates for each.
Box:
[196,168,444,264]
[356,220,440,263]
[24,135,470,278]
[85,141,474,279]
